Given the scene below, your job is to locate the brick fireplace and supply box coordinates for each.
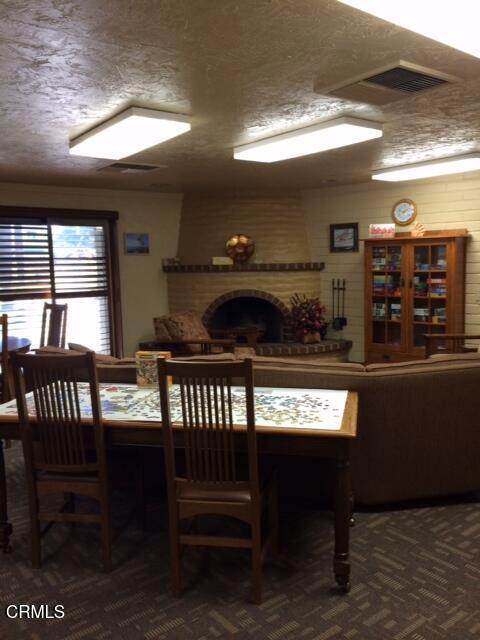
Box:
[164,192,350,359]
[203,289,291,342]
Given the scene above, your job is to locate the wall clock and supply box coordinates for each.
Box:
[392,199,417,226]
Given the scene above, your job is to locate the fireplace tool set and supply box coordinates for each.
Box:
[332,279,347,330]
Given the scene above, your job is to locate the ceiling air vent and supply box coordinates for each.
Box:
[316,60,460,106]
[98,162,163,174]
[364,67,447,93]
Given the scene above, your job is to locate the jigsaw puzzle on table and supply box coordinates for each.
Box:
[0,384,347,431]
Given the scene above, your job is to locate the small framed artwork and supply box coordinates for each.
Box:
[330,223,359,253]
[124,233,150,255]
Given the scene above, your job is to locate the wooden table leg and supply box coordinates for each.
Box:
[0,439,13,552]
[333,442,351,592]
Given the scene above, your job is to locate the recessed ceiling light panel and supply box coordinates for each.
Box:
[372,153,480,181]
[234,117,382,163]
[338,0,480,58]
[69,107,191,160]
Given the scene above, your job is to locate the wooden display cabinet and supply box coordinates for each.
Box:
[364,230,468,363]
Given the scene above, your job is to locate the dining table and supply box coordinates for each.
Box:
[3,336,31,402]
[0,382,358,591]
[7,337,31,354]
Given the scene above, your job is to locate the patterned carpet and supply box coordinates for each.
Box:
[1,443,479,640]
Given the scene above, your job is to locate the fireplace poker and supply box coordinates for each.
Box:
[332,279,347,330]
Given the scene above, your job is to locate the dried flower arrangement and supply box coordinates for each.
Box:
[289,294,328,341]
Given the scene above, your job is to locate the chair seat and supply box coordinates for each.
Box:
[37,471,99,484]
[176,472,273,504]
[177,482,253,503]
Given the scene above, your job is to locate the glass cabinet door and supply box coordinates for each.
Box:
[412,243,447,348]
[370,244,404,348]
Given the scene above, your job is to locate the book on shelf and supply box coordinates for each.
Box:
[414,308,429,321]
[413,276,428,296]
[390,303,401,320]
[387,250,401,269]
[373,274,394,295]
[430,285,447,297]
[372,302,386,318]
[432,307,446,323]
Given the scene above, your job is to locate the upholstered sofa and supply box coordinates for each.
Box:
[93,351,480,506]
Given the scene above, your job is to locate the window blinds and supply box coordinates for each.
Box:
[0,221,112,353]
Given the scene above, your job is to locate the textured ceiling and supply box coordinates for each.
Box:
[1,0,480,192]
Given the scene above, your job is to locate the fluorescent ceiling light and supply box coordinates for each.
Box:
[69,107,191,160]
[338,0,480,58]
[234,117,382,163]
[372,153,480,182]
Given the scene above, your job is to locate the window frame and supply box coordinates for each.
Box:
[0,206,123,357]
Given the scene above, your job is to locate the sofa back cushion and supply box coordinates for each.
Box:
[246,356,480,505]
[251,355,365,372]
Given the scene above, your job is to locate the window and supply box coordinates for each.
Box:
[0,208,122,355]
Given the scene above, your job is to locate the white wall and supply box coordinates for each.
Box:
[0,183,183,355]
[302,175,480,362]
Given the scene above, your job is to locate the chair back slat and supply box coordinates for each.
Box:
[31,368,86,466]
[11,351,104,474]
[0,314,9,403]
[158,358,257,487]
[40,302,68,348]
[176,373,239,482]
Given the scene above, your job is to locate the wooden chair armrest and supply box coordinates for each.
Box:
[423,333,480,357]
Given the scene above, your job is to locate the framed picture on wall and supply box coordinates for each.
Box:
[330,222,359,253]
[124,233,150,255]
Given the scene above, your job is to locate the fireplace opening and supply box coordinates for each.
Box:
[208,296,284,343]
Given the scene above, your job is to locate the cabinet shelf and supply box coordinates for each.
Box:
[413,295,447,300]
[414,269,447,273]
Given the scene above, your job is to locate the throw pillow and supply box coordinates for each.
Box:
[153,317,172,341]
[164,311,209,341]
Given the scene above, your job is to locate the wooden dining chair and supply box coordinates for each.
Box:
[0,314,10,403]
[157,356,278,604]
[11,350,114,571]
[40,302,68,348]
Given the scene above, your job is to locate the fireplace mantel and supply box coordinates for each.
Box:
[163,262,324,273]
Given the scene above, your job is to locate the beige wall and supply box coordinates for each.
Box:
[177,192,311,263]
[6,176,479,363]
[302,175,480,362]
[0,183,182,355]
